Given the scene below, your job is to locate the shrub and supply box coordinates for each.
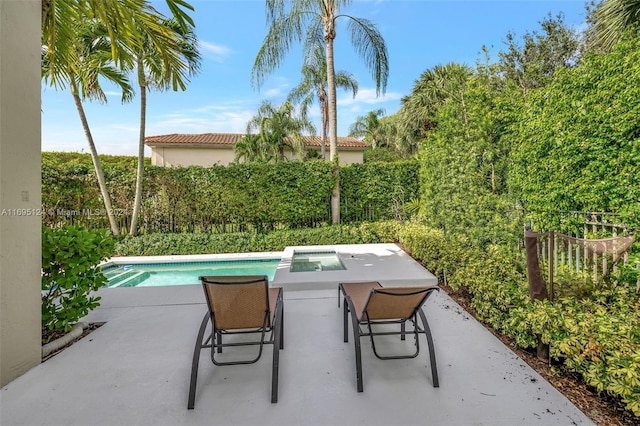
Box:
[510,288,640,416]
[396,221,639,417]
[114,221,402,257]
[397,221,473,285]
[41,226,115,336]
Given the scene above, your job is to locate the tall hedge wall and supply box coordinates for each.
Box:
[42,154,419,232]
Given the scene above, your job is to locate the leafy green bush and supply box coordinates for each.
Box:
[43,153,420,232]
[397,221,640,417]
[114,221,402,256]
[341,161,419,223]
[363,148,404,163]
[41,226,115,336]
[508,37,640,229]
[508,288,640,416]
[398,221,473,285]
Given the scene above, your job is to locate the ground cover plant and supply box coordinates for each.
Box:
[396,222,640,418]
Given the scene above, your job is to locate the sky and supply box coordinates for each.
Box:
[41,0,590,156]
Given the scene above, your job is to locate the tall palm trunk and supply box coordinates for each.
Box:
[325,27,340,224]
[319,87,328,159]
[321,109,328,159]
[130,65,146,236]
[71,89,120,235]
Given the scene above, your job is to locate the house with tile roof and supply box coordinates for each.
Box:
[144,133,368,167]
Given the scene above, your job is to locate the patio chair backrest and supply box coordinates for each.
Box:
[200,275,270,330]
[364,287,434,321]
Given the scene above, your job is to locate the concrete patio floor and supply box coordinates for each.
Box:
[1,284,593,425]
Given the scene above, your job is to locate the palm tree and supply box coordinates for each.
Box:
[126,18,201,236]
[592,0,640,50]
[42,0,197,235]
[252,0,389,224]
[234,134,277,163]
[244,100,316,163]
[42,0,195,87]
[42,19,135,235]
[287,46,358,160]
[398,63,473,137]
[348,108,385,149]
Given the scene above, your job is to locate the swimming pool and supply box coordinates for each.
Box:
[103,258,281,288]
[101,244,439,291]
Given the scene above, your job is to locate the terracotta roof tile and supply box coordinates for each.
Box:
[145,133,368,150]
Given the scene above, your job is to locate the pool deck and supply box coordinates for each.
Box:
[0,244,594,425]
[275,243,438,291]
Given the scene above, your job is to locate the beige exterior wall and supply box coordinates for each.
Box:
[335,150,363,166]
[150,146,237,167]
[282,148,363,165]
[0,0,42,386]
[151,146,364,167]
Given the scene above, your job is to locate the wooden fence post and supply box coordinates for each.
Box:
[525,228,550,361]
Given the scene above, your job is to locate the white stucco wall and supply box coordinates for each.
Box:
[150,146,236,167]
[282,148,363,165]
[0,0,42,386]
[151,146,364,167]
[335,150,364,166]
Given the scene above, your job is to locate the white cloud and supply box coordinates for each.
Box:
[109,123,138,132]
[264,87,282,97]
[260,76,290,100]
[337,87,402,106]
[198,41,232,62]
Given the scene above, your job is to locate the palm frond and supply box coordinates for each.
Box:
[345,16,389,95]
[252,11,314,89]
[593,0,640,49]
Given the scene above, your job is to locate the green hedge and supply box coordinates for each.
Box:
[341,161,420,222]
[114,221,403,256]
[141,162,335,232]
[43,155,419,232]
[508,37,640,230]
[42,226,115,335]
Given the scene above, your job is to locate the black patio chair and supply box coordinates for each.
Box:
[188,275,284,408]
[339,281,439,392]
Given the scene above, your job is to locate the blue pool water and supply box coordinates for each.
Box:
[290,251,345,272]
[103,258,281,288]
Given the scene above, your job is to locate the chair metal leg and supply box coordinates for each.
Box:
[350,308,364,393]
[401,321,406,341]
[188,312,210,409]
[279,298,284,349]
[216,331,223,353]
[271,299,283,403]
[418,309,439,388]
[343,301,349,343]
[342,295,364,392]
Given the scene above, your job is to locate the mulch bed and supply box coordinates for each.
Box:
[41,322,104,362]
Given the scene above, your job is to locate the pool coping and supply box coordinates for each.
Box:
[101,251,284,268]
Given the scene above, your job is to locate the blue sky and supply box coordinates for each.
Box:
[41,0,589,156]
